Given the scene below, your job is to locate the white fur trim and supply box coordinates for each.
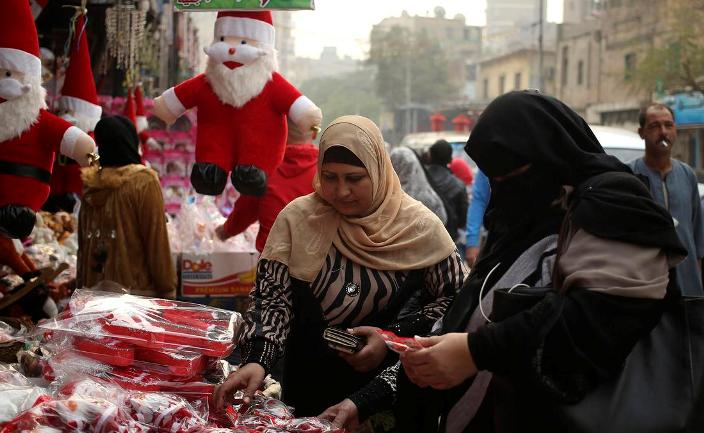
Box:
[288,95,317,124]
[162,87,186,117]
[0,48,41,78]
[214,17,275,47]
[60,126,85,161]
[137,115,148,132]
[58,95,102,121]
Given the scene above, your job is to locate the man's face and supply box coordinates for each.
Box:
[639,107,677,154]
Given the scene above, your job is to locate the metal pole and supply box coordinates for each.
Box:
[538,0,544,91]
[405,54,412,136]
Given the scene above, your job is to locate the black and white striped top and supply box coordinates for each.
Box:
[240,245,468,372]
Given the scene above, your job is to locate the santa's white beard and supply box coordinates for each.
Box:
[0,77,47,142]
[205,48,278,108]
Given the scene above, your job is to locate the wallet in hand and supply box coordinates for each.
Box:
[323,327,366,354]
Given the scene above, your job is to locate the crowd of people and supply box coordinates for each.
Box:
[6,88,703,433]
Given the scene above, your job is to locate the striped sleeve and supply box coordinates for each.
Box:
[239,259,294,372]
[390,250,468,336]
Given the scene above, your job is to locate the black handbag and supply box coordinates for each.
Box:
[491,287,704,433]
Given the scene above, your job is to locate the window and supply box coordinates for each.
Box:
[577,60,584,85]
[466,64,477,81]
[446,28,454,38]
[514,72,522,90]
[624,53,636,80]
[499,75,506,94]
[561,46,569,87]
[483,78,489,99]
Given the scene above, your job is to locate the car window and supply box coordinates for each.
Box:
[603,148,643,164]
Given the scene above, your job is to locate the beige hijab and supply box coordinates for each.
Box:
[261,115,457,282]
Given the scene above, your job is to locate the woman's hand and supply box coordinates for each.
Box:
[319,398,360,431]
[213,363,266,410]
[400,333,477,390]
[338,326,387,373]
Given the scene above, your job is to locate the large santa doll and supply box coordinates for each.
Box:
[46,13,102,213]
[152,11,322,196]
[0,0,96,239]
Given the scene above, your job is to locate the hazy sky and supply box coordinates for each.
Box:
[293,0,564,60]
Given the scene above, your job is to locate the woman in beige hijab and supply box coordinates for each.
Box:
[214,116,468,430]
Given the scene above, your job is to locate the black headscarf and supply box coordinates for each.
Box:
[94,115,142,168]
[443,90,685,332]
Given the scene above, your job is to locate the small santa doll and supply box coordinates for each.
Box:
[46,12,102,213]
[0,0,96,239]
[152,11,322,196]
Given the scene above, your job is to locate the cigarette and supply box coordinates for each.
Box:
[660,139,669,148]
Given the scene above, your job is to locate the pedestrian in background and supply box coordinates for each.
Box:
[630,103,704,296]
[464,169,489,267]
[425,140,468,244]
[77,115,176,298]
[390,146,448,225]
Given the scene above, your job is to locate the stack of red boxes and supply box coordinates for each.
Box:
[39,290,243,402]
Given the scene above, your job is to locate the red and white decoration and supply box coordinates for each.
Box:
[153,10,321,195]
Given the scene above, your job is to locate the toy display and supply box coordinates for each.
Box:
[153,11,322,197]
[0,0,96,239]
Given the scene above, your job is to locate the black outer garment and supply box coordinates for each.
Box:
[94,115,142,168]
[395,91,686,433]
[280,270,430,419]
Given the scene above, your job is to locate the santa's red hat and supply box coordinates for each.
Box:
[58,14,102,132]
[123,89,137,126]
[30,0,49,20]
[0,0,42,79]
[134,85,148,133]
[214,11,275,47]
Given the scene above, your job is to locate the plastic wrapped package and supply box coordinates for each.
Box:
[121,391,208,432]
[0,397,148,433]
[40,289,243,358]
[0,365,50,424]
[54,377,209,432]
[224,395,343,433]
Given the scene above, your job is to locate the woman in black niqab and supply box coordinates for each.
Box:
[396,91,685,433]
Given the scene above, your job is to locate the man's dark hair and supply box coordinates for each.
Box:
[639,103,675,128]
[429,139,453,165]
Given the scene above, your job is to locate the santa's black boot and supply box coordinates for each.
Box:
[0,205,36,239]
[231,165,268,196]
[190,163,228,196]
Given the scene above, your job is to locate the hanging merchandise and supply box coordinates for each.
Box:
[104,0,146,73]
[175,0,315,11]
[0,0,98,240]
[152,11,322,197]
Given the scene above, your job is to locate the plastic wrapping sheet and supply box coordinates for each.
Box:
[40,289,243,357]
[0,397,149,433]
[0,365,50,424]
[169,195,257,254]
[225,396,343,433]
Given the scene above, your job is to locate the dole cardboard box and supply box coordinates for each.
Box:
[179,252,258,312]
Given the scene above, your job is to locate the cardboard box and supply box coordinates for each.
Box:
[180,252,258,297]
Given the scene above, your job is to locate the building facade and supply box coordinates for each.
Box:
[373,8,482,103]
[477,48,556,102]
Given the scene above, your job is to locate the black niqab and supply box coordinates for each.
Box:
[465,90,628,183]
[445,90,685,332]
[94,115,142,168]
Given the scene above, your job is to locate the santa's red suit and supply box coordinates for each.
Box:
[162,72,301,177]
[0,110,82,211]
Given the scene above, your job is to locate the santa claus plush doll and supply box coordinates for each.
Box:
[45,13,102,213]
[152,11,322,196]
[134,85,159,159]
[0,0,96,239]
